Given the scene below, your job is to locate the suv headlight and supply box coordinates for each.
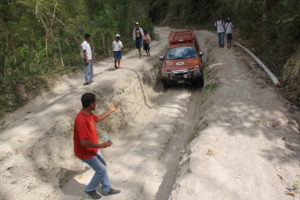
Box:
[192,66,201,75]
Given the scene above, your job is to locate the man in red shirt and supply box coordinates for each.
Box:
[74,93,120,199]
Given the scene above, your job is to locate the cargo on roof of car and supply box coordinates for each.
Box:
[168,30,196,43]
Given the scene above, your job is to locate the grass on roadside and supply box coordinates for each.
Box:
[186,58,219,145]
[187,122,209,145]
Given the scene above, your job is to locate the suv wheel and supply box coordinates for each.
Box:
[162,80,169,89]
[194,76,204,88]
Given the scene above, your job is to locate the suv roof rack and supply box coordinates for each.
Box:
[168,30,195,44]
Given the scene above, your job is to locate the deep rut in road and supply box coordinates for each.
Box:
[153,88,202,200]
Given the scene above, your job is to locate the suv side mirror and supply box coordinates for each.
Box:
[199,52,204,56]
[159,56,165,60]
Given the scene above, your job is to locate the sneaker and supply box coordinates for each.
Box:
[85,190,101,199]
[100,188,121,196]
[83,82,92,86]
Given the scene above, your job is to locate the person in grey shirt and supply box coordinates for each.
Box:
[225,18,234,48]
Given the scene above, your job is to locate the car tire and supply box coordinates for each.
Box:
[162,80,169,89]
[194,76,204,88]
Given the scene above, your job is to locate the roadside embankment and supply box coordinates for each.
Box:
[169,30,300,200]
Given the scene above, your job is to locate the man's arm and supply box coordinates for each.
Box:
[133,28,136,41]
[96,104,119,122]
[141,28,144,38]
[83,50,89,64]
[80,139,112,148]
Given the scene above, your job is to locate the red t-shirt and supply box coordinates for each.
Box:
[73,111,98,160]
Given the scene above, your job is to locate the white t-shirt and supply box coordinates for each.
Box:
[225,22,233,34]
[215,20,224,33]
[112,40,123,51]
[81,41,92,60]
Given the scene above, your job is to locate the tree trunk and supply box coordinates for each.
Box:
[45,36,48,60]
[264,0,276,16]
[103,35,106,56]
[0,34,8,76]
[106,34,110,56]
[57,40,65,68]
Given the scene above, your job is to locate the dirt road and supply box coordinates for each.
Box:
[0,27,299,200]
[169,31,300,200]
[0,27,200,200]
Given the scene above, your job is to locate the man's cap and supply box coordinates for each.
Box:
[135,22,139,25]
[115,33,121,37]
[228,18,231,21]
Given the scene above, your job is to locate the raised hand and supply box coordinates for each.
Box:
[109,104,120,112]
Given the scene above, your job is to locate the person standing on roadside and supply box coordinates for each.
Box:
[81,34,93,85]
[214,16,225,48]
[73,93,121,199]
[143,30,151,56]
[112,34,123,69]
[133,22,144,57]
[225,18,234,48]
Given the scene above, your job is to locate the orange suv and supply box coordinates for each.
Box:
[160,30,204,87]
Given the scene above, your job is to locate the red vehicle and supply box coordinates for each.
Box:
[160,30,204,87]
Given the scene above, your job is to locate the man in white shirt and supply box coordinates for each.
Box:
[132,22,144,57]
[214,16,225,48]
[81,34,93,85]
[112,34,123,69]
[225,18,234,48]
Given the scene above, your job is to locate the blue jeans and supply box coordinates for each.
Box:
[82,152,111,193]
[84,59,93,83]
[113,51,122,60]
[218,32,225,47]
[135,38,142,49]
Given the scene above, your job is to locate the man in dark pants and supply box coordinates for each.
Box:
[73,93,121,199]
[225,18,234,48]
[214,16,225,48]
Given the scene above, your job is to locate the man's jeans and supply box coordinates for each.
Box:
[82,152,111,193]
[218,32,225,47]
[84,59,93,83]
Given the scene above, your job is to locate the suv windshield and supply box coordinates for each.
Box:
[166,47,197,60]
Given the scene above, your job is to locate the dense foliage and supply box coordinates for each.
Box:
[0,0,153,116]
[0,0,299,116]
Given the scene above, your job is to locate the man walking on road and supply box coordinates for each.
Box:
[214,16,225,48]
[133,22,144,57]
[81,34,93,85]
[73,93,121,199]
[143,29,151,56]
[225,18,234,48]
